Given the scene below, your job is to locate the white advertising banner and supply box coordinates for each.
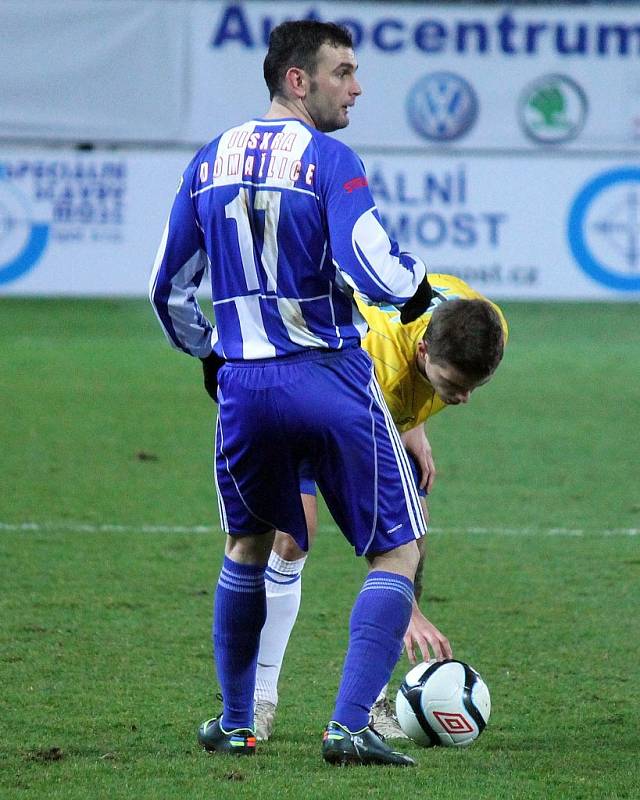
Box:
[367,154,640,298]
[189,1,640,151]
[2,1,640,151]
[0,0,189,143]
[0,148,185,296]
[1,146,639,299]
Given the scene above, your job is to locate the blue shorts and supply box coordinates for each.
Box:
[298,455,427,498]
[214,347,426,556]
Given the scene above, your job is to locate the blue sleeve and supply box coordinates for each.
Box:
[148,154,217,358]
[320,142,426,307]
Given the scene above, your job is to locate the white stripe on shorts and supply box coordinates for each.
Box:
[369,375,424,533]
[213,416,228,532]
[362,373,381,554]
[368,370,426,542]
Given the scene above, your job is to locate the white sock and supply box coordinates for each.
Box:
[375,684,389,704]
[255,552,307,706]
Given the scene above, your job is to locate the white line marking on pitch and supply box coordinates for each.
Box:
[0,522,637,536]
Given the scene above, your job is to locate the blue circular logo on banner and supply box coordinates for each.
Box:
[568,168,640,292]
[0,178,49,285]
[406,72,478,142]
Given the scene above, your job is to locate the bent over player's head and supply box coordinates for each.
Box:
[264,21,361,132]
[417,299,505,406]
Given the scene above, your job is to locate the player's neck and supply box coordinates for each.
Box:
[263,97,316,129]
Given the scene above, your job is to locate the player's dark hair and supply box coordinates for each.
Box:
[424,299,505,379]
[264,21,354,100]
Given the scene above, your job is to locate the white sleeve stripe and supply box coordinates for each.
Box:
[148,218,169,300]
[149,217,212,355]
[351,208,427,300]
[164,250,212,356]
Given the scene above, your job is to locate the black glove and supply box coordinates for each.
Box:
[400,275,433,324]
[200,351,225,402]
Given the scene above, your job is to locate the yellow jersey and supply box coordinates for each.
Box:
[357,274,508,433]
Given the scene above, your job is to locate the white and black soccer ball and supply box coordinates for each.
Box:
[396,659,490,747]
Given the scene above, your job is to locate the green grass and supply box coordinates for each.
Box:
[1,299,639,799]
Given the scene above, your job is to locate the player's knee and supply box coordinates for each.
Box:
[225,531,275,565]
[273,530,306,561]
[399,541,421,577]
[368,540,421,580]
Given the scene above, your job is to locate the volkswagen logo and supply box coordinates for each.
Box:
[406,72,479,142]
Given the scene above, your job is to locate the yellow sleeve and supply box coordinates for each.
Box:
[492,303,509,345]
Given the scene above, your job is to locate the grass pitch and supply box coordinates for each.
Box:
[1,299,638,799]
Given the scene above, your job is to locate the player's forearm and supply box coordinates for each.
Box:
[333,208,429,308]
[400,423,426,453]
[354,251,428,309]
[151,289,215,357]
[149,156,215,358]
[149,250,214,357]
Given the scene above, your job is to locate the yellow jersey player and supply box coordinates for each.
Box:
[254,274,508,740]
[358,273,508,496]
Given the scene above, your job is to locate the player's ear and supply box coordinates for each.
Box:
[416,339,429,369]
[284,66,307,99]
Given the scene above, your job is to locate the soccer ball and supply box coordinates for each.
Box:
[395,659,490,747]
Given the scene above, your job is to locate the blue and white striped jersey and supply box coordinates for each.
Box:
[149,118,426,360]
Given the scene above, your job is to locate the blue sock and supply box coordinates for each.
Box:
[332,570,414,732]
[213,556,266,730]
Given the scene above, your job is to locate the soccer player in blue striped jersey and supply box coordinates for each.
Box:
[149,20,434,766]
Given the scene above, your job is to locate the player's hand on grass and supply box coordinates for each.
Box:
[200,351,225,402]
[404,603,452,664]
[401,425,436,493]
